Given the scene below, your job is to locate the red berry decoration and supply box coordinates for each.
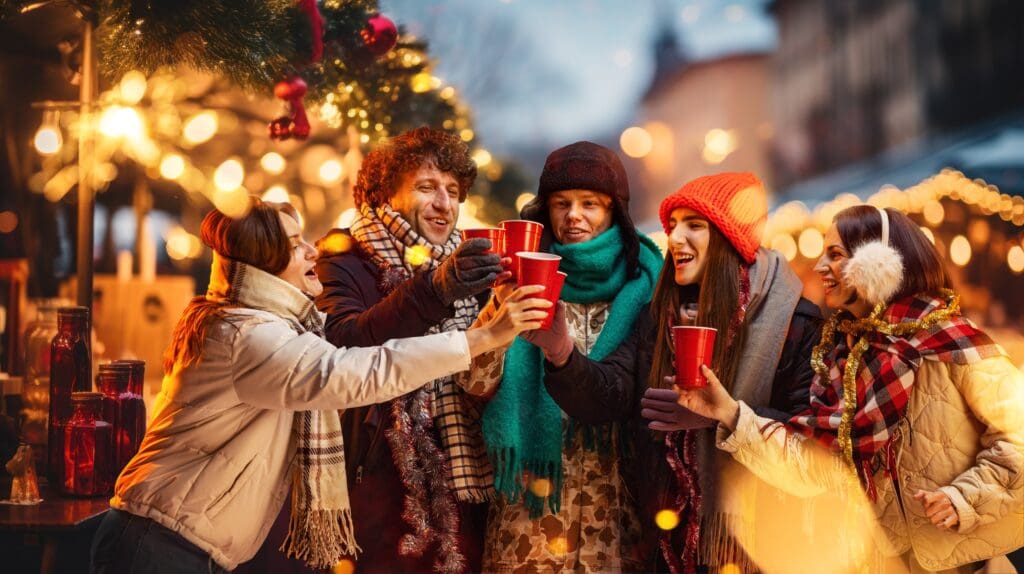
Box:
[361,13,398,57]
[268,77,310,141]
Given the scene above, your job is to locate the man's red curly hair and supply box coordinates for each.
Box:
[353,126,477,207]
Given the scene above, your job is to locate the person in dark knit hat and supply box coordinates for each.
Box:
[455,141,664,572]
[531,172,824,573]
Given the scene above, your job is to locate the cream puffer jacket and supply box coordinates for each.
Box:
[111,308,472,570]
[718,355,1024,571]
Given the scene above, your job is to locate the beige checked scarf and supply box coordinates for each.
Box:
[206,253,357,570]
[350,203,493,502]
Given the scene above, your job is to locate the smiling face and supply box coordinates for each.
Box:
[815,224,873,317]
[275,211,322,297]
[666,207,710,286]
[389,161,461,245]
[548,189,614,245]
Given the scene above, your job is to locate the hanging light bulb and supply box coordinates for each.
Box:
[34,110,63,155]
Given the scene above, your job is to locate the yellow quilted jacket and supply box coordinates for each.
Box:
[719,355,1024,571]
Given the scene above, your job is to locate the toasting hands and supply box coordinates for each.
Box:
[433,238,508,305]
[672,365,741,431]
[641,388,715,431]
[466,285,550,357]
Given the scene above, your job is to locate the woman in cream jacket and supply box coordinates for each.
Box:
[677,205,1023,573]
[90,199,550,573]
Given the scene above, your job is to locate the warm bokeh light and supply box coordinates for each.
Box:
[261,151,286,175]
[439,86,456,100]
[922,200,944,225]
[702,128,738,164]
[317,231,354,256]
[318,159,344,184]
[261,185,290,204]
[99,106,144,140]
[515,192,536,212]
[472,149,492,167]
[967,219,990,245]
[620,126,653,158]
[0,211,18,234]
[529,478,552,498]
[459,128,475,142]
[654,509,680,531]
[798,228,825,259]
[1008,245,1024,273]
[183,111,218,145]
[728,185,768,225]
[33,126,62,155]
[546,537,569,557]
[214,158,245,191]
[159,154,186,180]
[119,70,148,104]
[719,563,741,574]
[165,226,202,260]
[332,558,356,574]
[770,234,798,261]
[411,72,434,93]
[213,187,251,218]
[405,244,432,267]
[336,207,359,229]
[950,235,971,266]
[920,227,935,244]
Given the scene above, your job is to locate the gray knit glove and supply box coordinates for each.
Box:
[432,238,502,305]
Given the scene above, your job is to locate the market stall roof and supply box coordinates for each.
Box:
[776,108,1024,207]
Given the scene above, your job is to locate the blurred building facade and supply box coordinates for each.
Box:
[627,27,774,223]
[770,0,1024,187]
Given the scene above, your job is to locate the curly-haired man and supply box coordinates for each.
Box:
[312,127,504,573]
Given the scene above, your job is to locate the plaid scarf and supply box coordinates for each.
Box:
[205,253,357,570]
[349,203,483,571]
[791,290,1005,494]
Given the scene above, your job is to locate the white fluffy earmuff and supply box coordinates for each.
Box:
[841,206,904,306]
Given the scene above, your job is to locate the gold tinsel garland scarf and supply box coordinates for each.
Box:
[789,289,1006,495]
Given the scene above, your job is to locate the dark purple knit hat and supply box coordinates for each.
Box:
[536,141,630,204]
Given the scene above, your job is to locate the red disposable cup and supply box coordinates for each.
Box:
[539,271,567,330]
[460,228,505,256]
[672,326,717,388]
[501,220,543,281]
[517,252,561,329]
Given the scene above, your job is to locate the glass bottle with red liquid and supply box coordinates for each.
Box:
[62,391,113,496]
[94,363,130,482]
[48,307,91,486]
[111,359,146,472]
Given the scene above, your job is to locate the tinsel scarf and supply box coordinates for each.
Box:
[350,203,476,573]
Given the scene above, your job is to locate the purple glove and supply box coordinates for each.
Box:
[641,387,715,431]
[521,301,573,366]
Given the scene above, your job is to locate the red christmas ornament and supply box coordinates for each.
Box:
[361,13,398,57]
[268,77,310,141]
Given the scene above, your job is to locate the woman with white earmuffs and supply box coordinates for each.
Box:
[677,205,1024,573]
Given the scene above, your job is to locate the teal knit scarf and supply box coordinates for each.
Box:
[482,225,663,516]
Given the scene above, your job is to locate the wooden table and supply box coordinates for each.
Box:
[0,483,109,574]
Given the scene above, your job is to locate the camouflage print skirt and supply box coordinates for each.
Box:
[482,429,643,573]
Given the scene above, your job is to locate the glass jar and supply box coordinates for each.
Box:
[62,391,113,496]
[112,359,146,471]
[22,301,61,474]
[48,307,91,485]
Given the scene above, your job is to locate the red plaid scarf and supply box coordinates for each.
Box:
[790,290,1004,494]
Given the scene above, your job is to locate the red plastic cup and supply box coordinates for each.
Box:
[501,220,543,281]
[539,271,567,330]
[517,252,561,329]
[672,326,717,388]
[460,228,505,256]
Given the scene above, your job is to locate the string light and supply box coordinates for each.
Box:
[214,158,244,191]
[260,152,286,175]
[183,111,218,145]
[159,154,186,180]
[33,110,62,155]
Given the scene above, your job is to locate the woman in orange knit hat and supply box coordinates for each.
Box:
[531,172,822,572]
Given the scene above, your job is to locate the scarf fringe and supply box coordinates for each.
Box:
[698,513,757,573]
[280,507,360,570]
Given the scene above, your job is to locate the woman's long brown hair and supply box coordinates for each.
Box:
[647,225,750,393]
[163,199,297,373]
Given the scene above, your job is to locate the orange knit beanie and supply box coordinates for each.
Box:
[658,172,768,264]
